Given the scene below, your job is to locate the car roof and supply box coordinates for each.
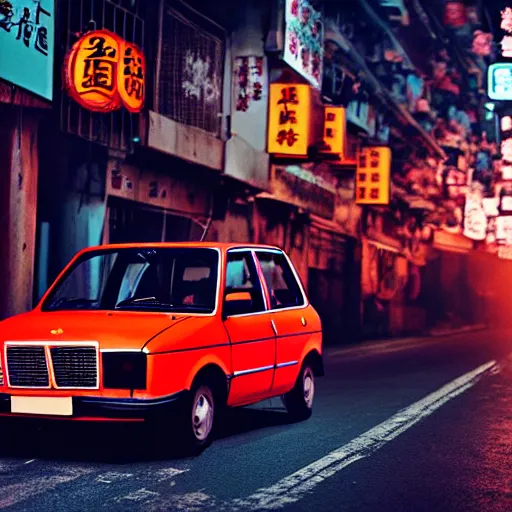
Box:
[76,242,284,256]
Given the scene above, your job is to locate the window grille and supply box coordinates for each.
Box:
[58,0,144,151]
[158,6,224,136]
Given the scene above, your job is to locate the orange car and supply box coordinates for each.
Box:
[0,243,323,450]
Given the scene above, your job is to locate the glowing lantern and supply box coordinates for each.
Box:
[118,40,146,113]
[63,29,145,113]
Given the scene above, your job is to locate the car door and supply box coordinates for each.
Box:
[253,249,318,395]
[222,249,276,406]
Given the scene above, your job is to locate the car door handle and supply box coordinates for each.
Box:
[301,316,307,327]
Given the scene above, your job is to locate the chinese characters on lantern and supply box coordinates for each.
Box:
[501,7,512,57]
[321,106,345,155]
[63,29,145,113]
[0,0,50,56]
[267,83,312,156]
[234,56,266,112]
[355,147,391,205]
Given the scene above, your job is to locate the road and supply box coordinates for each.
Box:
[0,328,510,511]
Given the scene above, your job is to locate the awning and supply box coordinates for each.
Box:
[310,214,351,237]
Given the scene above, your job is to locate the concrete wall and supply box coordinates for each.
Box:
[0,106,40,319]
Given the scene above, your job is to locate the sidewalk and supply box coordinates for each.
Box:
[325,323,487,360]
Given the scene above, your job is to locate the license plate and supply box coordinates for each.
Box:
[11,396,73,416]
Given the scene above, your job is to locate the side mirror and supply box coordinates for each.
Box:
[225,291,252,303]
[223,291,253,318]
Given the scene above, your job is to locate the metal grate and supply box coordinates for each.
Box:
[158,7,224,135]
[58,0,145,151]
[51,347,99,388]
[6,346,50,388]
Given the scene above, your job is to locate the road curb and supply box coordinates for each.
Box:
[325,323,488,359]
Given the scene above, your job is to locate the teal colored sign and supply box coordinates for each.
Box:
[0,0,54,100]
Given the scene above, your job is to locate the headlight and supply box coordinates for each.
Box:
[102,352,147,390]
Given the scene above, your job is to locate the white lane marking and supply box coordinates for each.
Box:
[96,471,133,484]
[0,467,94,509]
[155,467,189,482]
[114,488,160,503]
[230,360,499,510]
[147,491,213,512]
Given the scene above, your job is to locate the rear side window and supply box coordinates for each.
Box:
[255,251,305,310]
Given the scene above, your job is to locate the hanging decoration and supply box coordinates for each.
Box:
[63,29,146,113]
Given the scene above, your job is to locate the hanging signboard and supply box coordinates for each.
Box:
[63,29,146,113]
[321,106,345,155]
[267,83,313,156]
[463,199,487,241]
[488,63,512,101]
[355,147,391,205]
[283,0,324,90]
[0,0,55,100]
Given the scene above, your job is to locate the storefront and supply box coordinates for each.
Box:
[104,160,213,244]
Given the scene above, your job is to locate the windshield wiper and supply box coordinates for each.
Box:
[115,297,212,313]
[48,298,99,310]
[115,297,176,311]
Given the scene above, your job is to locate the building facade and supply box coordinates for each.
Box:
[0,0,504,344]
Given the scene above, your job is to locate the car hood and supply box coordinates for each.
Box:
[0,311,192,350]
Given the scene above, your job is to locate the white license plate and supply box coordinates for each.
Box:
[11,396,73,416]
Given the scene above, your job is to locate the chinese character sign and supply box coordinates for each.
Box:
[283,0,324,90]
[321,106,345,155]
[63,29,145,113]
[0,0,54,100]
[267,83,311,156]
[233,56,266,113]
[355,147,391,205]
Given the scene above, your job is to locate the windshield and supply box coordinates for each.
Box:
[42,248,219,314]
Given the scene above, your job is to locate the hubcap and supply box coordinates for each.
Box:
[192,391,214,441]
[303,369,314,409]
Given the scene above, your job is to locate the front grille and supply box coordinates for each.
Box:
[5,344,99,389]
[50,347,98,388]
[6,346,50,387]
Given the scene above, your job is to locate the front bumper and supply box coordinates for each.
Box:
[0,391,188,422]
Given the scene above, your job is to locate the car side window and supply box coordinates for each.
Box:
[224,251,266,315]
[255,251,305,310]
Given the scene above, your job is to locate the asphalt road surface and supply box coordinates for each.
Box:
[0,328,510,511]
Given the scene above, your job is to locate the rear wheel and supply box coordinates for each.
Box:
[283,363,315,421]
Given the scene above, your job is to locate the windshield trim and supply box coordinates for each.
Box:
[39,247,222,317]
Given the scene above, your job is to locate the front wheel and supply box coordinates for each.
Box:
[180,383,216,454]
[283,363,315,421]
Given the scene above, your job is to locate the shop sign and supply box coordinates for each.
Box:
[321,106,345,155]
[501,8,512,57]
[463,199,487,241]
[0,0,54,100]
[497,245,512,260]
[488,63,512,101]
[270,164,336,218]
[63,29,145,113]
[267,83,312,156]
[283,0,324,90]
[355,147,391,205]
[482,197,499,217]
[496,215,512,244]
[233,56,266,113]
